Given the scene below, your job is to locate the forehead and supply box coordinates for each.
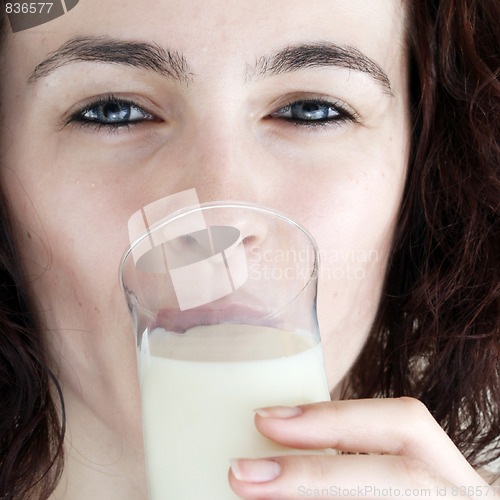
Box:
[2,0,407,86]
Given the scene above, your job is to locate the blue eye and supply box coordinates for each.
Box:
[271,99,353,126]
[69,96,154,128]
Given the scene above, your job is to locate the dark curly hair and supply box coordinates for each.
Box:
[0,0,498,498]
[0,188,65,500]
[0,10,65,500]
[349,0,500,467]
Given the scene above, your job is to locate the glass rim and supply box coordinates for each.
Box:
[119,200,320,291]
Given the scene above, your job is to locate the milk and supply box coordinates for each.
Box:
[139,324,330,499]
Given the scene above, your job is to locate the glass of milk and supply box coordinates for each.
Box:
[120,201,330,500]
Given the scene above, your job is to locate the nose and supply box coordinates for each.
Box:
[202,202,270,249]
[152,104,276,245]
[159,92,274,203]
[182,135,263,203]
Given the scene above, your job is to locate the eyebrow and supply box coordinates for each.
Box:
[248,42,394,96]
[27,36,192,84]
[28,37,393,96]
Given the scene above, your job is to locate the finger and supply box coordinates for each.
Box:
[253,398,487,489]
[229,453,464,500]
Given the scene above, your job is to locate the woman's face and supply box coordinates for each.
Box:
[0,0,409,432]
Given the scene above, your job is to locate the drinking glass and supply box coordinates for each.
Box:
[120,201,330,499]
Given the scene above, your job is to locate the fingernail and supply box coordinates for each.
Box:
[230,458,281,483]
[254,405,303,419]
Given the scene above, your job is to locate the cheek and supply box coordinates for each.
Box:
[1,157,133,337]
[316,231,392,393]
[292,147,407,391]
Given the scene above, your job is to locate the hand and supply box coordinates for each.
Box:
[228,398,497,499]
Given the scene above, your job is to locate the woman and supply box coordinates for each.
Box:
[0,0,498,498]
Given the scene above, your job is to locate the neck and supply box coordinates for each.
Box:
[51,386,148,500]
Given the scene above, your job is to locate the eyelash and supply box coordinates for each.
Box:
[66,94,156,131]
[270,98,357,128]
[66,95,357,131]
